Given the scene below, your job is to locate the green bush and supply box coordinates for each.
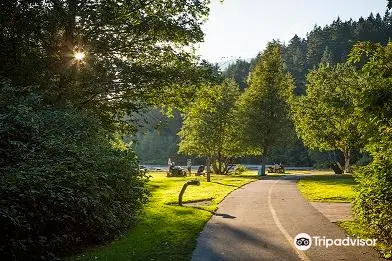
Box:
[234,164,247,174]
[0,80,149,260]
[354,150,392,250]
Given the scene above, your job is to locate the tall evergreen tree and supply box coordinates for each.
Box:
[223,59,251,89]
[320,46,334,65]
[282,35,307,94]
[236,42,295,175]
[282,11,392,96]
[306,25,329,70]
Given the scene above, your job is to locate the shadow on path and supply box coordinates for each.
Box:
[192,222,298,261]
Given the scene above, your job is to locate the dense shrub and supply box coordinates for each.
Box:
[354,142,392,250]
[234,164,247,175]
[0,79,149,260]
[350,42,392,256]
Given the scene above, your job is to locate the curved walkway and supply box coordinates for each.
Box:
[191,176,381,261]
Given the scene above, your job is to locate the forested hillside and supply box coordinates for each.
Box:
[284,11,392,94]
[226,11,392,94]
[132,109,185,164]
[135,11,392,166]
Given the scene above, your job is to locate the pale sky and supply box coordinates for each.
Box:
[197,0,389,63]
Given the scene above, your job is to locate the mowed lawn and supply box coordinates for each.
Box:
[70,171,258,261]
[297,174,357,202]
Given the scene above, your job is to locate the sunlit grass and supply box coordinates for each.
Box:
[338,220,392,259]
[297,175,357,202]
[285,169,335,175]
[70,172,258,261]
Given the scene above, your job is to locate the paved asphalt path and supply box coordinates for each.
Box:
[191,176,382,261]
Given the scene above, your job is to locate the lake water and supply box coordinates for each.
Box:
[141,164,313,171]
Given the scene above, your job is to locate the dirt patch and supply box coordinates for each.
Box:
[311,202,352,222]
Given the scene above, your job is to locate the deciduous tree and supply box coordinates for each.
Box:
[291,63,362,173]
[178,79,241,174]
[0,0,212,132]
[349,41,392,254]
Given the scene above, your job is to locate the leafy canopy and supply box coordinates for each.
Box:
[0,0,212,132]
[178,79,241,173]
[292,63,362,152]
[235,42,295,157]
[349,41,392,253]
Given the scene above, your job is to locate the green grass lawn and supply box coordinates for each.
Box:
[285,169,335,175]
[338,220,392,259]
[297,174,392,258]
[297,174,357,202]
[69,171,258,261]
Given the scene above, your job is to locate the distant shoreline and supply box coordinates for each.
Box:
[140,164,314,171]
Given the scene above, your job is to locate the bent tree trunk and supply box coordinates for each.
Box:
[343,149,351,173]
[178,180,200,206]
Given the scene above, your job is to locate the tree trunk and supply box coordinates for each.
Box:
[214,152,223,174]
[211,160,219,174]
[217,158,222,174]
[223,157,232,175]
[206,157,211,182]
[343,150,351,174]
[259,157,266,176]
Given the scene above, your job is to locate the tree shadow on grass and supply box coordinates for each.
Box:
[231,175,260,180]
[298,174,356,185]
[210,181,240,187]
[166,198,214,206]
[148,183,171,192]
[184,205,236,219]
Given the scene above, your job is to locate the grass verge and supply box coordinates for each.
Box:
[69,172,258,261]
[297,174,356,202]
[297,174,392,258]
[285,169,335,175]
[338,220,392,259]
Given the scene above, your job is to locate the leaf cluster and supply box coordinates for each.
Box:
[178,79,240,159]
[0,0,212,132]
[235,42,295,156]
[291,63,362,153]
